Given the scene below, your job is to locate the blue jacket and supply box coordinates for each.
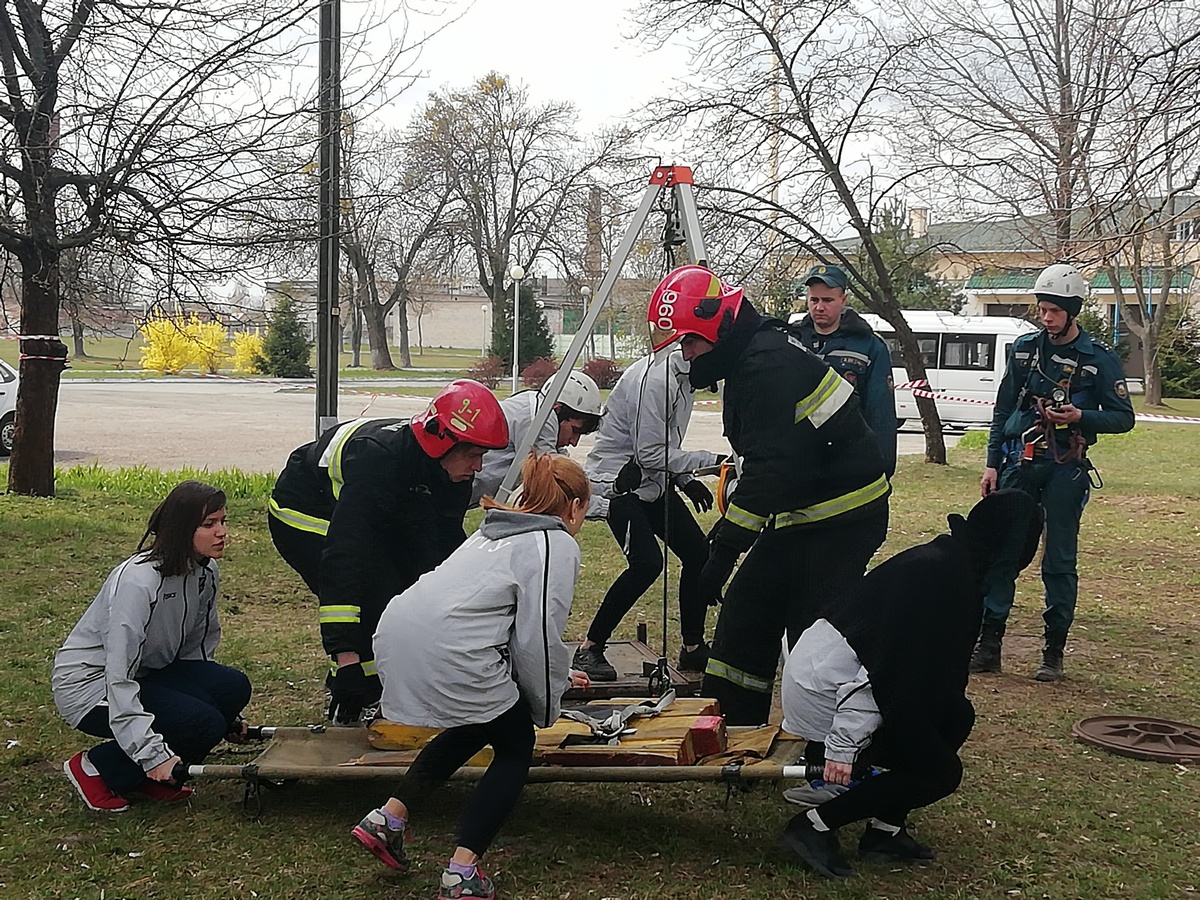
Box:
[986,327,1135,469]
[793,308,897,476]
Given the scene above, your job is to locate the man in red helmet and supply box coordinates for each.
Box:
[268,380,509,724]
[648,265,891,725]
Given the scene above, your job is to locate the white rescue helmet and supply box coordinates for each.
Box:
[1033,264,1087,304]
[550,371,604,418]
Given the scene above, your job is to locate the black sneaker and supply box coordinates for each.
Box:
[858,824,935,861]
[677,641,710,673]
[572,644,617,682]
[778,814,854,878]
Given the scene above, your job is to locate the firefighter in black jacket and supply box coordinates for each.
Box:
[647,265,891,725]
[268,380,509,724]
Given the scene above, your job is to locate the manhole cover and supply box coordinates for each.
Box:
[1073,715,1200,763]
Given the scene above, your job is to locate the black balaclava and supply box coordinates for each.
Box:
[687,298,765,391]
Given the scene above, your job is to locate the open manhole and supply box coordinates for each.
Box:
[1073,715,1200,763]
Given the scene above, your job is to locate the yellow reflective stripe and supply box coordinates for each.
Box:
[704,658,774,694]
[774,475,891,528]
[795,369,852,428]
[328,659,377,676]
[725,503,768,533]
[320,419,372,500]
[319,605,361,624]
[268,497,330,536]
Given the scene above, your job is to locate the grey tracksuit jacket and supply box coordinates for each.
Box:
[52,554,221,772]
[373,509,580,729]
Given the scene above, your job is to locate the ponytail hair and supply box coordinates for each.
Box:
[481,453,590,519]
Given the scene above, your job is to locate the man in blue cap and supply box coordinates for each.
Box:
[792,265,896,477]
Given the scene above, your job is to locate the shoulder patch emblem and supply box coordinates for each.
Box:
[1114,379,1128,399]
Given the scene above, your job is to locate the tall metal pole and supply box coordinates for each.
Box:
[510,265,524,393]
[315,0,341,436]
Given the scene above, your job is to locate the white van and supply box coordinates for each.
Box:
[789,310,1037,429]
[1,358,17,455]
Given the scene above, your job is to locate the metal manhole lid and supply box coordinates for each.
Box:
[1073,715,1200,763]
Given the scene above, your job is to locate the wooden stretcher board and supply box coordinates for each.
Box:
[190,724,807,784]
[562,634,702,701]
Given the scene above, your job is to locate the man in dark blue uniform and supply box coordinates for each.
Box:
[792,265,896,477]
[972,264,1135,681]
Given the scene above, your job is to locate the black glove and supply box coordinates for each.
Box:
[614,458,642,494]
[326,663,382,725]
[681,479,714,513]
[697,543,739,606]
[715,453,731,467]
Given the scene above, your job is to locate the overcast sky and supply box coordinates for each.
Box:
[387,0,690,132]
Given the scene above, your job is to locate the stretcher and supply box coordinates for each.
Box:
[182,697,815,816]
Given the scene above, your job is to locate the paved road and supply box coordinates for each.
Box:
[54,379,956,472]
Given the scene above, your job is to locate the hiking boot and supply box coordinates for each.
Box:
[677,641,710,673]
[778,814,854,878]
[1034,630,1067,682]
[782,780,849,809]
[572,644,617,682]
[858,824,935,861]
[63,751,129,812]
[969,620,1005,674]
[133,780,195,803]
[352,808,410,871]
[438,865,496,899]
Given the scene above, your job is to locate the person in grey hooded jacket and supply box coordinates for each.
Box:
[352,453,591,900]
[53,481,251,813]
[576,348,728,681]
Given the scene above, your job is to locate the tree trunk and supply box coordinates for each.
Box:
[349,301,363,368]
[395,297,412,368]
[8,243,66,497]
[70,310,87,358]
[889,326,947,464]
[363,301,395,369]
[1142,316,1164,406]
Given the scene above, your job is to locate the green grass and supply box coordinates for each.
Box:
[2,429,1199,897]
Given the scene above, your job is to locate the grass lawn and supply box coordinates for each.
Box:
[0,335,483,378]
[2,426,1199,898]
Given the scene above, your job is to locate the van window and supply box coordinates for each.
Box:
[880,333,938,369]
[940,334,996,371]
[0,361,15,383]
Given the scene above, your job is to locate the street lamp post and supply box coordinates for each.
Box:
[480,304,490,356]
[580,285,593,359]
[509,264,525,393]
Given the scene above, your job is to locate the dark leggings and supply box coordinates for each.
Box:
[587,490,710,646]
[77,659,251,794]
[798,695,976,831]
[400,699,535,857]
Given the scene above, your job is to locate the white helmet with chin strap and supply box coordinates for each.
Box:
[548,371,604,418]
[1033,263,1087,337]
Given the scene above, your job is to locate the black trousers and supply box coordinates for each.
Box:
[77,660,251,794]
[268,514,322,595]
[800,694,976,830]
[702,505,889,726]
[399,699,536,857]
[587,490,710,647]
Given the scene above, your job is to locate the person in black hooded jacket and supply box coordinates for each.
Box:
[776,489,1042,878]
[645,264,891,726]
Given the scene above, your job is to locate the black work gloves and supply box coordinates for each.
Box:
[614,458,642,494]
[326,663,382,725]
[681,479,714,513]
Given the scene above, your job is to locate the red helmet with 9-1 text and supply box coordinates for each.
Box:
[411,379,508,459]
[647,265,744,352]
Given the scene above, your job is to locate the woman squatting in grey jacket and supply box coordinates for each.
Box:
[53,481,251,812]
[352,453,591,900]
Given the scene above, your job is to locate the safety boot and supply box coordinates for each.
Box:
[968,620,1005,674]
[1034,630,1068,682]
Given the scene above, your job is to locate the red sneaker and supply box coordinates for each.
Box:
[133,780,195,802]
[63,752,129,812]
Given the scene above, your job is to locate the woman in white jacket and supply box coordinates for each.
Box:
[53,480,251,812]
[353,453,590,900]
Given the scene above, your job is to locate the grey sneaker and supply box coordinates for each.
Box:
[783,781,849,808]
[351,808,409,871]
[572,644,617,682]
[438,865,496,899]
